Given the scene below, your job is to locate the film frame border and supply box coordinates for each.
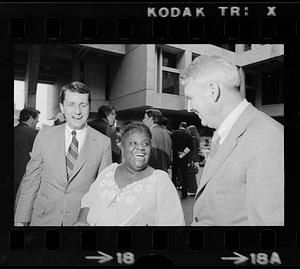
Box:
[1,1,300,266]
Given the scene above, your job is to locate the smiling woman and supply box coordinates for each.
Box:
[75,122,185,226]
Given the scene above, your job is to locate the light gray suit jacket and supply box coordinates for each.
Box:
[14,124,112,226]
[192,104,284,226]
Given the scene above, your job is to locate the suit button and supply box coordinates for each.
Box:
[195,217,199,222]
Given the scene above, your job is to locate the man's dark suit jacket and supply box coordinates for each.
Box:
[171,128,194,169]
[14,122,38,197]
[88,118,121,163]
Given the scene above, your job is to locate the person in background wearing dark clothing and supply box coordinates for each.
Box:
[88,104,121,163]
[187,125,202,164]
[14,107,40,199]
[160,117,172,136]
[143,109,172,173]
[186,125,202,195]
[54,111,66,126]
[171,122,194,199]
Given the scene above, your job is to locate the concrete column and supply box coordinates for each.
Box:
[146,45,157,92]
[252,44,262,50]
[178,50,192,95]
[27,94,36,108]
[235,44,244,53]
[157,47,162,93]
[239,67,246,98]
[177,50,192,70]
[24,45,42,107]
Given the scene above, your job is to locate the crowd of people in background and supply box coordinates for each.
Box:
[14,101,208,222]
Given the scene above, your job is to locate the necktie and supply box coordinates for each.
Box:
[209,131,220,160]
[66,130,78,181]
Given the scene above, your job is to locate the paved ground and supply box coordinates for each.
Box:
[178,164,204,226]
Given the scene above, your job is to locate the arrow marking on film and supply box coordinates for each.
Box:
[221,252,249,264]
[85,251,114,264]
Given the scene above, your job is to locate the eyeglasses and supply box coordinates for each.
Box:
[110,112,117,116]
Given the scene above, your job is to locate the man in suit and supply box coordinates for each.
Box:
[180,55,284,225]
[14,81,112,226]
[14,107,40,198]
[171,122,194,199]
[88,104,121,163]
[143,109,172,173]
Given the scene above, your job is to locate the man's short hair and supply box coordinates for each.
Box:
[180,55,241,91]
[145,109,163,124]
[19,107,40,122]
[179,121,187,129]
[161,117,169,127]
[60,81,91,105]
[98,104,115,119]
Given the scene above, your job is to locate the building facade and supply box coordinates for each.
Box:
[14,44,284,131]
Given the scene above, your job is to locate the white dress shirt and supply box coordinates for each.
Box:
[216,99,249,146]
[65,123,87,154]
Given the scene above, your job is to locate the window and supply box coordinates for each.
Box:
[244,44,252,51]
[162,71,179,95]
[261,69,284,105]
[36,83,56,129]
[218,44,236,52]
[158,47,181,95]
[192,53,200,61]
[246,87,256,106]
[14,80,25,110]
[14,80,25,126]
[162,51,177,68]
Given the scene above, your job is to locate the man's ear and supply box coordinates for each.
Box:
[208,82,220,103]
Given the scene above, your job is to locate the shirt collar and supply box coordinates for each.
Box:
[150,123,157,130]
[216,99,249,143]
[22,121,31,127]
[65,123,87,136]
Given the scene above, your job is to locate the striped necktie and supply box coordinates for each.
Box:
[66,130,78,181]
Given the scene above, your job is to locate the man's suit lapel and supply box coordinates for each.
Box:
[51,124,68,181]
[67,126,97,184]
[195,104,257,201]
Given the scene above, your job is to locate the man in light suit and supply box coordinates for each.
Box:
[180,55,284,226]
[14,82,112,226]
[143,109,172,173]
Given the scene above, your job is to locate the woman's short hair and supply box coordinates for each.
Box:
[122,122,152,145]
[60,81,91,105]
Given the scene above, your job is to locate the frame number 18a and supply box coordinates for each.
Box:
[250,252,281,265]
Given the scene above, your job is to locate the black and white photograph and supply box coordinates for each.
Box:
[13,43,284,227]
